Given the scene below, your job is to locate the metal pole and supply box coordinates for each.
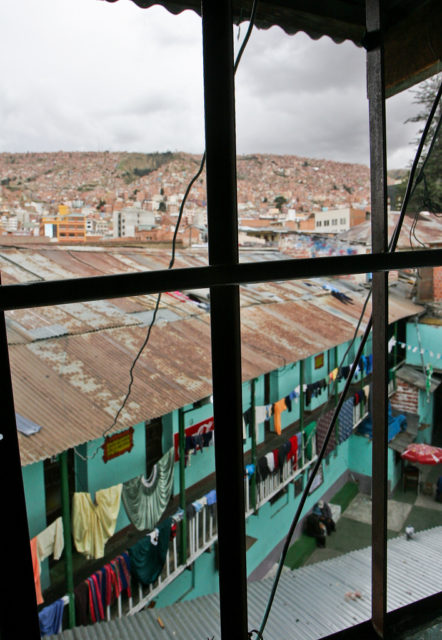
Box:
[0,278,41,638]
[60,450,75,628]
[366,0,389,635]
[251,378,257,511]
[201,0,248,636]
[178,408,187,565]
[300,359,305,431]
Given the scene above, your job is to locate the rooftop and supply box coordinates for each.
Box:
[1,245,422,465]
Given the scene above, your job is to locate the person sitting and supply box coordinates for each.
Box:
[305,512,327,547]
[313,499,336,535]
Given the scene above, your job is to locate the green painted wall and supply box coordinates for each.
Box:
[349,433,401,491]
[22,461,46,538]
[155,551,219,607]
[22,461,52,589]
[406,322,442,371]
[245,436,350,576]
[417,390,434,443]
[81,421,147,531]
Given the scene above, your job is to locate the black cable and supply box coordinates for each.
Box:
[258,76,442,639]
[98,0,260,447]
[389,79,442,254]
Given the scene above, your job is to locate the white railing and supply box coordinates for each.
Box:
[98,399,375,622]
[129,503,217,615]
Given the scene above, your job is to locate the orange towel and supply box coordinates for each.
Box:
[273,398,287,436]
[30,536,43,605]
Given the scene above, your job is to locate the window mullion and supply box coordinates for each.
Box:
[202,0,248,638]
[366,0,389,635]
[0,296,41,637]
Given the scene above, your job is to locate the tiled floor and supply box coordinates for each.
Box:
[303,465,442,567]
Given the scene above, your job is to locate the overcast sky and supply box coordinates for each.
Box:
[0,0,423,168]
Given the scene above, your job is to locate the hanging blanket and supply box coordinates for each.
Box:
[122,447,174,531]
[129,518,172,586]
[72,484,122,559]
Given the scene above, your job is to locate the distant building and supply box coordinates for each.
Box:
[40,205,86,242]
[314,207,367,234]
[113,207,156,238]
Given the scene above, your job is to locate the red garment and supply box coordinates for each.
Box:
[30,537,44,605]
[87,580,96,624]
[273,450,279,470]
[103,565,113,607]
[288,435,298,470]
[110,560,122,599]
[91,573,105,621]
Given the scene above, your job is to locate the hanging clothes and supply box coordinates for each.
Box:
[265,452,275,473]
[338,397,354,443]
[74,581,90,626]
[122,448,174,532]
[37,516,64,563]
[129,518,172,586]
[255,405,267,425]
[39,598,65,636]
[273,398,287,435]
[87,575,105,623]
[257,456,270,481]
[72,484,122,559]
[30,536,43,605]
[315,409,336,457]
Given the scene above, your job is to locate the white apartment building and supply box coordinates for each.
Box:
[113,207,156,238]
[314,207,350,233]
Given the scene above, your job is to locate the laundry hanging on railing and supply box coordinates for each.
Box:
[315,408,337,457]
[37,516,64,563]
[129,518,172,587]
[174,416,214,463]
[338,397,355,443]
[72,484,122,559]
[38,597,66,636]
[73,552,131,626]
[122,448,174,531]
[30,537,43,606]
[273,398,287,435]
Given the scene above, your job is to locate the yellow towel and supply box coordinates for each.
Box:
[72,484,122,559]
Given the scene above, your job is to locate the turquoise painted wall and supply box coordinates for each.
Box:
[155,550,219,607]
[84,421,147,531]
[275,363,301,431]
[417,390,434,443]
[406,322,442,371]
[349,433,401,491]
[22,461,52,589]
[22,461,46,538]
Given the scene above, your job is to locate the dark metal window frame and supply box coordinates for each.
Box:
[1,0,442,637]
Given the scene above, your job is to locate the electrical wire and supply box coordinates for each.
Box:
[257,75,442,639]
[86,0,260,454]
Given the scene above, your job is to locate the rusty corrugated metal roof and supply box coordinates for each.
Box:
[338,213,442,249]
[0,245,423,465]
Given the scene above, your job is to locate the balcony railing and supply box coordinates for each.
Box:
[69,394,377,626]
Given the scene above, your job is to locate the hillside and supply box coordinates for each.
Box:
[0,151,371,214]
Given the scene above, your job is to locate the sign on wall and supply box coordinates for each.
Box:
[102,426,134,463]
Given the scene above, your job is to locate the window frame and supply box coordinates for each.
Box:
[0,0,442,637]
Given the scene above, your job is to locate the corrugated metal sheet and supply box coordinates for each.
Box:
[338,213,442,250]
[0,246,423,465]
[396,364,442,393]
[49,526,442,640]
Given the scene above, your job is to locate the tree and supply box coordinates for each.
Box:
[274,195,287,211]
[405,73,442,213]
